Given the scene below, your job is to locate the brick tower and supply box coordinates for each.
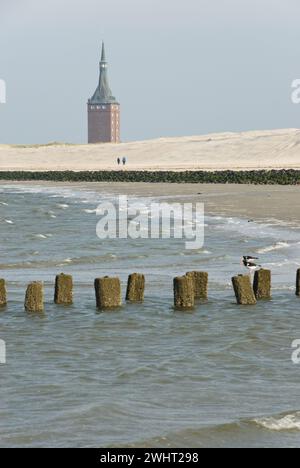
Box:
[88,43,120,144]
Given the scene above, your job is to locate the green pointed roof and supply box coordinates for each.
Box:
[89,42,118,105]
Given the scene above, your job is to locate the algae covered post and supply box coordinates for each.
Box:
[296,269,300,297]
[126,273,145,302]
[0,279,7,307]
[94,277,122,309]
[232,275,257,305]
[24,282,44,313]
[54,273,73,305]
[253,269,271,300]
[186,271,208,300]
[173,275,195,310]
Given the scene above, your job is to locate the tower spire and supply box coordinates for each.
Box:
[89,43,117,105]
[101,41,106,63]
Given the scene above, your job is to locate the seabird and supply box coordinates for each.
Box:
[243,256,259,263]
[242,256,261,273]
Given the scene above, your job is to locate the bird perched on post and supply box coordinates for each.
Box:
[242,256,261,274]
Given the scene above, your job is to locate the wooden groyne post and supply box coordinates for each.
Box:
[25,282,44,313]
[126,273,145,302]
[253,269,271,300]
[186,271,208,300]
[0,279,7,307]
[173,276,194,310]
[232,275,257,305]
[296,269,300,297]
[94,277,122,309]
[54,273,73,305]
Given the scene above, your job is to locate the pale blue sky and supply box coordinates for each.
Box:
[0,0,300,143]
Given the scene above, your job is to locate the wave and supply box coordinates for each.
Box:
[83,209,97,214]
[254,411,300,431]
[0,253,120,270]
[256,242,291,254]
[119,410,300,448]
[45,210,57,219]
[32,234,48,239]
[0,184,122,205]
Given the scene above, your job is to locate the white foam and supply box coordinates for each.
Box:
[254,412,300,431]
[83,209,97,214]
[256,242,290,254]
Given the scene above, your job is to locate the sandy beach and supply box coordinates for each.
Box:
[1,128,300,172]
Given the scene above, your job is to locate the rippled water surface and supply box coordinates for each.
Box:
[0,184,300,448]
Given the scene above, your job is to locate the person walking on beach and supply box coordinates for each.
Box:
[117,157,121,166]
[122,157,127,166]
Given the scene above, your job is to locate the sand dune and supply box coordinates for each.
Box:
[0,128,300,172]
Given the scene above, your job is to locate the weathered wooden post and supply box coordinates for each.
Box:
[186,271,208,300]
[94,277,122,309]
[232,275,257,305]
[25,282,44,313]
[296,269,300,297]
[253,269,271,300]
[54,273,73,305]
[173,276,194,310]
[0,279,7,307]
[126,273,145,302]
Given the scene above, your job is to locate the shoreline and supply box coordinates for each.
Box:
[2,180,300,226]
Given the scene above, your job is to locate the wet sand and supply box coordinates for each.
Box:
[2,181,300,225]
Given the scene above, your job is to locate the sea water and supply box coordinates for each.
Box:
[0,183,300,448]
